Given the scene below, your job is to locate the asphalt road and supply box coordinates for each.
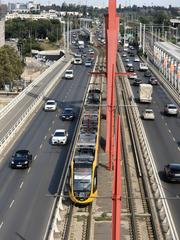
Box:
[0,60,91,239]
[121,49,180,236]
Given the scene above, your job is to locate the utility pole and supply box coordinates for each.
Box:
[139,22,142,48]
[143,24,145,55]
[151,25,153,47]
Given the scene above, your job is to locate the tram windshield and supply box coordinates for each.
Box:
[74,164,92,191]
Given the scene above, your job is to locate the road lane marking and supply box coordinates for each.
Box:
[20,182,24,189]
[40,144,43,149]
[165,122,167,126]
[168,129,171,134]
[48,127,51,131]
[9,200,14,208]
[52,120,55,124]
[44,136,47,140]
[34,155,37,160]
[28,167,31,173]
[0,222,3,229]
[173,137,176,142]
[178,147,180,152]
[56,114,58,117]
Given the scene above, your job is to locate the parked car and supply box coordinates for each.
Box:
[10,150,32,169]
[164,163,180,182]
[51,129,68,145]
[125,58,129,62]
[122,53,127,57]
[144,71,152,77]
[61,108,75,121]
[126,62,133,67]
[44,100,57,111]
[142,109,155,120]
[64,69,74,79]
[164,104,178,116]
[133,78,142,86]
[149,77,158,85]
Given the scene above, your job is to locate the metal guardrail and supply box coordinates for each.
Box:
[0,57,72,154]
[118,54,179,240]
[0,56,67,120]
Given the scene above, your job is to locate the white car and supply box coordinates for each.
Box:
[44,100,57,111]
[129,72,137,79]
[143,109,155,120]
[85,59,92,67]
[125,58,129,62]
[134,57,140,62]
[126,62,133,67]
[73,58,82,65]
[51,129,68,145]
[164,104,178,116]
[122,53,127,57]
[64,70,74,79]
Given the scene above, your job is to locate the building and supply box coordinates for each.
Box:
[0,19,5,47]
[154,41,180,93]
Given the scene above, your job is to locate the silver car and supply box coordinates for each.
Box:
[164,104,178,116]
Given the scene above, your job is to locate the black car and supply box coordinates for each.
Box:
[11,150,32,169]
[164,163,180,182]
[149,77,158,85]
[129,52,135,57]
[144,71,152,77]
[128,66,134,72]
[133,78,142,86]
[61,108,75,121]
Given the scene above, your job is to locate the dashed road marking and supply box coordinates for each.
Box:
[20,182,24,189]
[28,167,31,173]
[56,114,58,117]
[44,135,47,140]
[9,200,14,208]
[40,144,43,149]
[173,137,176,142]
[52,120,55,124]
[165,122,167,126]
[0,222,3,229]
[168,129,171,134]
[34,155,37,160]
[48,127,51,131]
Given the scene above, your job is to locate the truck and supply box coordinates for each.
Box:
[139,62,148,71]
[78,40,85,49]
[139,84,153,103]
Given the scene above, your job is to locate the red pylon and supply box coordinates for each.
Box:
[105,0,119,170]
[112,116,122,240]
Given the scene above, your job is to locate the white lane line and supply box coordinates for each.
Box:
[28,167,31,173]
[52,120,55,124]
[173,137,176,142]
[165,122,167,126]
[178,147,180,152]
[20,182,24,189]
[48,127,51,131]
[9,200,14,208]
[168,129,171,134]
[0,222,3,229]
[34,155,37,160]
[44,136,47,140]
[40,144,43,149]
[56,114,58,117]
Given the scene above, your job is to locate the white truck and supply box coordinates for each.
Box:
[139,62,148,71]
[139,84,153,103]
[78,40,85,49]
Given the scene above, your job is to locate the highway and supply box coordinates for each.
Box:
[121,50,180,236]
[0,60,91,239]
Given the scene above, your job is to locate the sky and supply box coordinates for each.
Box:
[3,0,180,8]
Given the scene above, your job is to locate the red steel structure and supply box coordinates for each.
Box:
[112,116,122,240]
[105,0,119,170]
